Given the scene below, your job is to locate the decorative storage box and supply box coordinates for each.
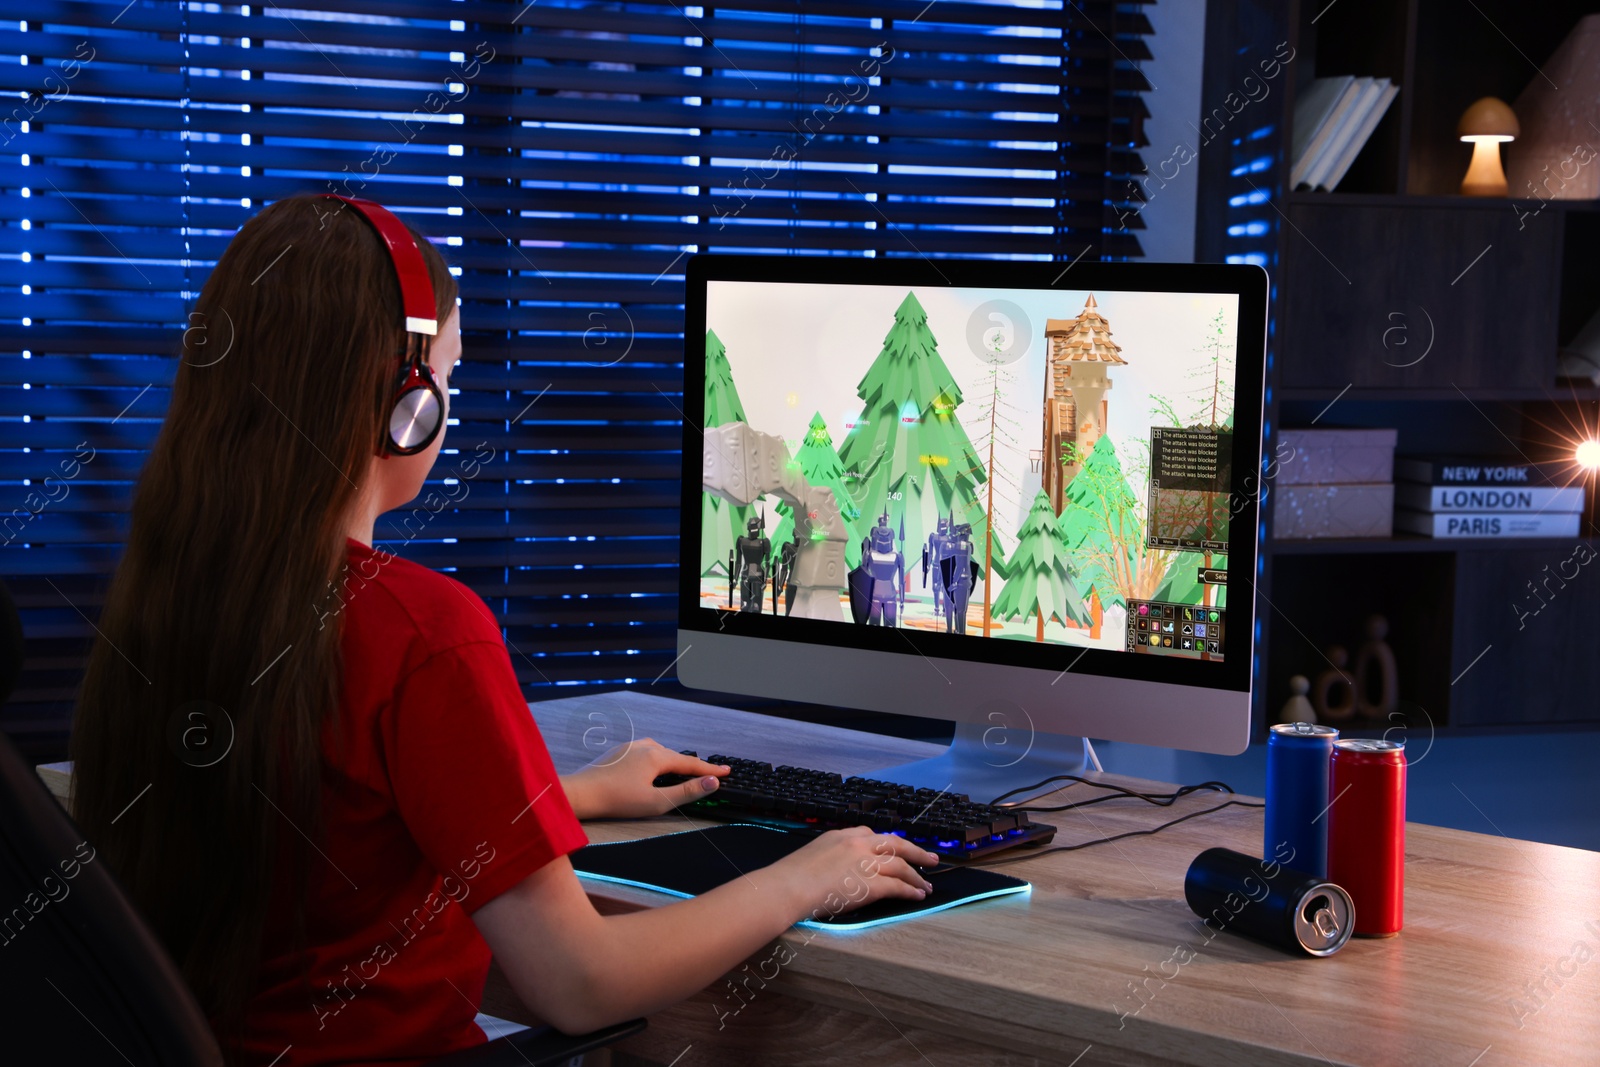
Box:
[1277,428,1398,485]
[1273,483,1395,539]
[1272,428,1397,538]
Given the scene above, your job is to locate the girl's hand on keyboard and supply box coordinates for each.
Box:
[774,826,938,918]
[561,737,730,819]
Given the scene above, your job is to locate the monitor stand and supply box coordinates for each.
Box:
[871,720,1100,807]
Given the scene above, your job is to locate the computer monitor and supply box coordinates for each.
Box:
[677,255,1268,799]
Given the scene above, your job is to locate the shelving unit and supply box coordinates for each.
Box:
[1198,0,1600,737]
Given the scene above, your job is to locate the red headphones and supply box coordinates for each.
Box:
[322,194,445,456]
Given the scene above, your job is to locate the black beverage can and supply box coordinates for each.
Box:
[1184,846,1354,957]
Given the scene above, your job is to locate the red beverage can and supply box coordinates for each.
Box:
[1327,738,1406,937]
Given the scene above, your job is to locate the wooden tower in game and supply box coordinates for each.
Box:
[1041,293,1127,514]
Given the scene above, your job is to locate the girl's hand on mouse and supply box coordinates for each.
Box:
[560,737,729,819]
[772,826,938,921]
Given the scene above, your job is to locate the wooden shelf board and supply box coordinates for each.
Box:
[1252,719,1600,743]
[1277,385,1600,403]
[1268,533,1598,555]
[1284,190,1600,212]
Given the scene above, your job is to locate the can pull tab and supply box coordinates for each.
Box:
[1312,906,1341,941]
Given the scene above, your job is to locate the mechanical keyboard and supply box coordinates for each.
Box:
[653,752,1057,863]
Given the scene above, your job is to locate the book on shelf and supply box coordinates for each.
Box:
[1288,76,1358,189]
[1303,79,1384,189]
[1395,510,1582,539]
[1393,457,1572,486]
[1317,81,1398,191]
[1290,76,1396,191]
[1394,483,1585,513]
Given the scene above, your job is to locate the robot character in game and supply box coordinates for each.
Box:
[773,538,798,616]
[938,521,980,635]
[921,514,953,620]
[729,512,772,613]
[847,510,905,627]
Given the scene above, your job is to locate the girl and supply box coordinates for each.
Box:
[69,194,935,1066]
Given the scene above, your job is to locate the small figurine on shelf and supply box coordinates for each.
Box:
[1353,614,1400,720]
[1312,646,1356,723]
[1276,674,1318,725]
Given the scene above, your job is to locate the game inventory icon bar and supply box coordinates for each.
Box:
[1126,599,1224,656]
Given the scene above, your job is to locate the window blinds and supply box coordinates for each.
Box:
[0,0,1150,753]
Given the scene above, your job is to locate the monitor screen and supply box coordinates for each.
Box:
[678,256,1266,748]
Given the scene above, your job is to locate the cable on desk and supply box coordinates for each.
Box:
[969,798,1266,870]
[989,774,1088,806]
[991,774,1230,806]
[994,778,1240,815]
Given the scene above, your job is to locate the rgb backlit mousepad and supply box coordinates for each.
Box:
[570,823,1030,930]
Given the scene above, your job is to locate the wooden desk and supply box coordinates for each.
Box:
[38,691,1600,1065]
[489,690,1600,1067]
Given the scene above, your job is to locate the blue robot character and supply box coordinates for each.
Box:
[847,510,905,627]
[922,514,953,620]
[938,521,980,635]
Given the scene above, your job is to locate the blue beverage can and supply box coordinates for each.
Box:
[1264,722,1339,878]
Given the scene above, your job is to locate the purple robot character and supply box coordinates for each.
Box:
[922,513,954,620]
[848,510,904,627]
[938,521,980,635]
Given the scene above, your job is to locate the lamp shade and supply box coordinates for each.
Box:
[1457,97,1520,140]
[1507,14,1600,200]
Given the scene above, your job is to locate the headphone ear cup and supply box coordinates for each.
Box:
[386,360,444,455]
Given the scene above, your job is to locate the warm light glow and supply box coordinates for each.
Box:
[1460,134,1515,144]
[1461,139,1510,196]
[1576,439,1600,470]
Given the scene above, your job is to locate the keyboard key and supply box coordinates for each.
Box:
[868,809,900,831]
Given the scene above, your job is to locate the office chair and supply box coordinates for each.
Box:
[0,575,643,1065]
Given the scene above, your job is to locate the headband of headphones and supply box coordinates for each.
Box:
[319,194,444,456]
[321,194,438,338]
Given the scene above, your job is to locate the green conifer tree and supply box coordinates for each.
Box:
[771,412,863,569]
[1056,436,1137,609]
[702,329,754,577]
[1152,556,1228,608]
[836,291,1003,580]
[992,490,1089,641]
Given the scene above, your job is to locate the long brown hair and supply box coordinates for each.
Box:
[69,194,457,1041]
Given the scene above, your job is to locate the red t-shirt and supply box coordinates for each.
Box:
[234,537,588,1066]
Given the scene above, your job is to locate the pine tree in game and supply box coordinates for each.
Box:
[771,412,864,570]
[836,291,1003,584]
[1152,558,1228,608]
[1056,435,1174,608]
[702,329,754,577]
[992,489,1090,641]
[967,361,1023,633]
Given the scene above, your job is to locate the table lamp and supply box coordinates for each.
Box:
[1457,97,1519,196]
